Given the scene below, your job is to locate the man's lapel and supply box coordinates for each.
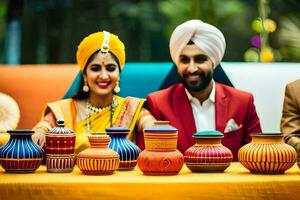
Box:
[215,83,228,133]
[174,84,196,147]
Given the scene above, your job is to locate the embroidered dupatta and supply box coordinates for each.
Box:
[47,96,144,154]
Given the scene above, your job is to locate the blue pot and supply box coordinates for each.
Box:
[0,130,44,173]
[106,127,141,170]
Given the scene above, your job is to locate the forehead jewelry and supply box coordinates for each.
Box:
[98,31,110,59]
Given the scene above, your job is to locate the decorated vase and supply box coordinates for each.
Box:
[184,130,233,172]
[238,133,297,174]
[45,119,76,173]
[106,127,141,170]
[77,134,120,175]
[137,121,184,175]
[296,133,300,170]
[0,129,43,173]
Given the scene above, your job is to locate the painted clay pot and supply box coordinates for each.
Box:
[137,121,184,175]
[0,129,43,173]
[77,134,120,175]
[296,134,300,170]
[106,127,141,170]
[238,133,297,174]
[46,154,75,173]
[45,119,76,173]
[184,130,233,172]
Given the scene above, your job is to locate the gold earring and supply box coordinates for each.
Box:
[83,81,89,92]
[114,81,120,93]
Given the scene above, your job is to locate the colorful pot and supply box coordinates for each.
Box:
[106,127,141,170]
[77,134,120,175]
[137,121,184,175]
[0,130,43,173]
[45,119,76,173]
[45,119,75,155]
[184,130,233,172]
[238,133,297,174]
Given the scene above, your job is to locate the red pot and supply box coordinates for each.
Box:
[184,130,233,172]
[45,119,76,173]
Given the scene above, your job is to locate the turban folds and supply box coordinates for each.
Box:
[76,31,126,71]
[169,19,226,68]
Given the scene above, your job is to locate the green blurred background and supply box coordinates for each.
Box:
[0,0,299,64]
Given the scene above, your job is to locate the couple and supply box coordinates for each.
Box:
[33,19,262,161]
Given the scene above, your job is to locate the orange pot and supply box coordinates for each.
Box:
[238,133,297,174]
[77,134,120,175]
[137,121,184,175]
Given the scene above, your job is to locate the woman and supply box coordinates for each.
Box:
[32,31,154,154]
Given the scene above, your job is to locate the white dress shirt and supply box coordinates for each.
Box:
[185,81,216,131]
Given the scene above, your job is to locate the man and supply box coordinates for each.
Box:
[137,20,261,161]
[281,79,300,160]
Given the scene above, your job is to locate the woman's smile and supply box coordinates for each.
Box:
[97,81,110,89]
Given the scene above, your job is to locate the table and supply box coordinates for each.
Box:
[0,162,300,200]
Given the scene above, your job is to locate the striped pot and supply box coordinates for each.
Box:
[238,133,297,174]
[184,131,233,172]
[77,134,120,175]
[106,127,141,170]
[45,119,75,155]
[46,154,75,173]
[137,121,184,175]
[0,130,43,173]
[45,135,75,154]
[45,119,76,173]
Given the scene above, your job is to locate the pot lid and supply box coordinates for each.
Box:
[193,130,223,138]
[106,127,130,133]
[48,119,74,134]
[144,121,177,132]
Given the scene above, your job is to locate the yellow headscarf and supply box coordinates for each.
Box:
[76,31,126,71]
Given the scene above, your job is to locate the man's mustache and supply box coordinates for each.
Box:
[183,71,205,78]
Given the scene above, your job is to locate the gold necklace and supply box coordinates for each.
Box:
[86,102,111,115]
[85,96,118,134]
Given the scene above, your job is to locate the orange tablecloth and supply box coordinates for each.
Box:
[0,162,300,200]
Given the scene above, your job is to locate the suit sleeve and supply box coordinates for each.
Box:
[136,95,160,150]
[244,94,262,144]
[281,84,300,154]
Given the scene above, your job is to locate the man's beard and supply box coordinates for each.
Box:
[179,70,213,92]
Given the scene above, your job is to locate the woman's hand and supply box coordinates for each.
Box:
[137,108,156,132]
[32,131,46,147]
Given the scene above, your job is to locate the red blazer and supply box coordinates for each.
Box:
[137,83,262,161]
